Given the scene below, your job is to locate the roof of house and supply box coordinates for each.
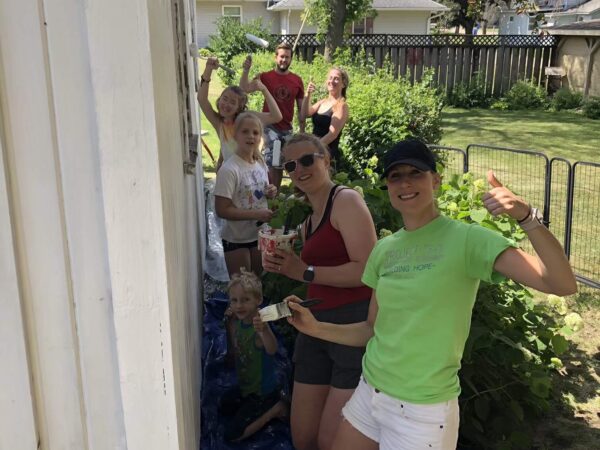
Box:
[547,18,600,34]
[565,0,600,14]
[268,0,448,12]
[545,0,600,16]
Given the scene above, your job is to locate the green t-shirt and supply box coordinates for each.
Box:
[233,320,276,397]
[361,215,515,404]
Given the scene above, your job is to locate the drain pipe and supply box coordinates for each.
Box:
[428,12,445,32]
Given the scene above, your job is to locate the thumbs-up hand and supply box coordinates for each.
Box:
[482,170,530,221]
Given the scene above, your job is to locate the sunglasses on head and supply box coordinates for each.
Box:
[283,153,324,173]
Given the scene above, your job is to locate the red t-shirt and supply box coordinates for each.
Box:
[260,70,304,132]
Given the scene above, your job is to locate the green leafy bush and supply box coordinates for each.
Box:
[582,96,600,119]
[207,18,276,84]
[447,74,493,108]
[262,170,580,449]
[438,173,579,449]
[503,81,549,110]
[550,87,583,111]
[230,51,444,177]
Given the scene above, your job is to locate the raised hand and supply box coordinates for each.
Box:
[206,56,220,71]
[242,54,252,71]
[306,81,316,95]
[482,170,530,221]
[248,76,266,93]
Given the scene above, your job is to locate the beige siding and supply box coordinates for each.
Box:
[373,11,431,34]
[559,37,600,97]
[278,10,431,35]
[196,1,278,47]
[281,11,317,34]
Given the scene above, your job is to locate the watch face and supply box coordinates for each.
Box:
[533,208,543,221]
[303,267,315,282]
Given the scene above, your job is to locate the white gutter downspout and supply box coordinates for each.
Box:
[428,11,445,33]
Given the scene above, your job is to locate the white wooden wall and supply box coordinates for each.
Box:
[0,0,203,448]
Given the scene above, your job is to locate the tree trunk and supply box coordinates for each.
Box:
[324,0,347,62]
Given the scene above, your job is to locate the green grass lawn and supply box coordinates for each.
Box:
[440,107,600,163]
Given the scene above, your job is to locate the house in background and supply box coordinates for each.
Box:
[543,0,600,28]
[498,0,595,34]
[196,0,448,48]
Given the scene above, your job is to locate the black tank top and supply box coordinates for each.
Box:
[311,107,341,160]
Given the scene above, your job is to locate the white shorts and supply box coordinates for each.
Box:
[342,377,459,450]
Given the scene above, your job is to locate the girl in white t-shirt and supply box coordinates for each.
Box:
[198,57,282,172]
[214,112,277,278]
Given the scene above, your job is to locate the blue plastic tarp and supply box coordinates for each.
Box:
[201,290,294,450]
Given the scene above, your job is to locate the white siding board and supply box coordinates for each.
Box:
[43,1,127,447]
[374,11,431,34]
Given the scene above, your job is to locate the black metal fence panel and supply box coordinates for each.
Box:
[439,144,598,289]
[548,158,573,257]
[568,162,600,289]
[429,145,467,179]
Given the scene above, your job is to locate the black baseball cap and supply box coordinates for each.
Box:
[380,139,437,179]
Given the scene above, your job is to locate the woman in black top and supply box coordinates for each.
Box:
[301,67,349,161]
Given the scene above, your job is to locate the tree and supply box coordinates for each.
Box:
[437,0,537,35]
[305,0,374,61]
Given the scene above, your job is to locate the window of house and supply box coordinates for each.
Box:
[352,17,374,34]
[222,5,242,23]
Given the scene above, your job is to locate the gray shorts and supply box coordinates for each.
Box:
[293,299,369,389]
[263,126,293,168]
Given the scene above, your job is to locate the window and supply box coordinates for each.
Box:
[222,5,242,23]
[352,17,374,34]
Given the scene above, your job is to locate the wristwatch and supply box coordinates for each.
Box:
[303,265,315,283]
[518,207,544,232]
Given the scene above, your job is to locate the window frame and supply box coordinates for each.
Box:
[222,5,242,23]
[351,17,374,34]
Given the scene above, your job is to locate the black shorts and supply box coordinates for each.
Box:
[222,239,258,253]
[293,299,369,389]
[220,387,281,442]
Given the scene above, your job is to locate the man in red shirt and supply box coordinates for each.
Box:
[241,43,304,188]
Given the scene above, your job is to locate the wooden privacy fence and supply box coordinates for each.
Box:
[275,34,558,96]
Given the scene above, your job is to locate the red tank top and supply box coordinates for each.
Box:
[301,186,372,311]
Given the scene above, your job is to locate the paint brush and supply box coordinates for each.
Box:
[259,299,322,322]
[245,33,270,49]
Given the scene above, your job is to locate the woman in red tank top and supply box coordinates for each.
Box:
[263,133,377,450]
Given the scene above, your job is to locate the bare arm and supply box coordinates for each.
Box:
[239,55,253,92]
[300,81,319,121]
[197,57,222,130]
[250,79,282,126]
[320,101,348,146]
[253,315,278,355]
[286,290,379,347]
[297,97,306,132]
[214,196,273,223]
[263,189,377,287]
[484,170,577,296]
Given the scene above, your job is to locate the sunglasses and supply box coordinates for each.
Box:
[283,153,324,173]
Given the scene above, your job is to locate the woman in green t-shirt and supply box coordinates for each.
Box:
[283,139,576,450]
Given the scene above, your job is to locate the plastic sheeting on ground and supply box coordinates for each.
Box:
[204,179,230,282]
[201,282,294,450]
